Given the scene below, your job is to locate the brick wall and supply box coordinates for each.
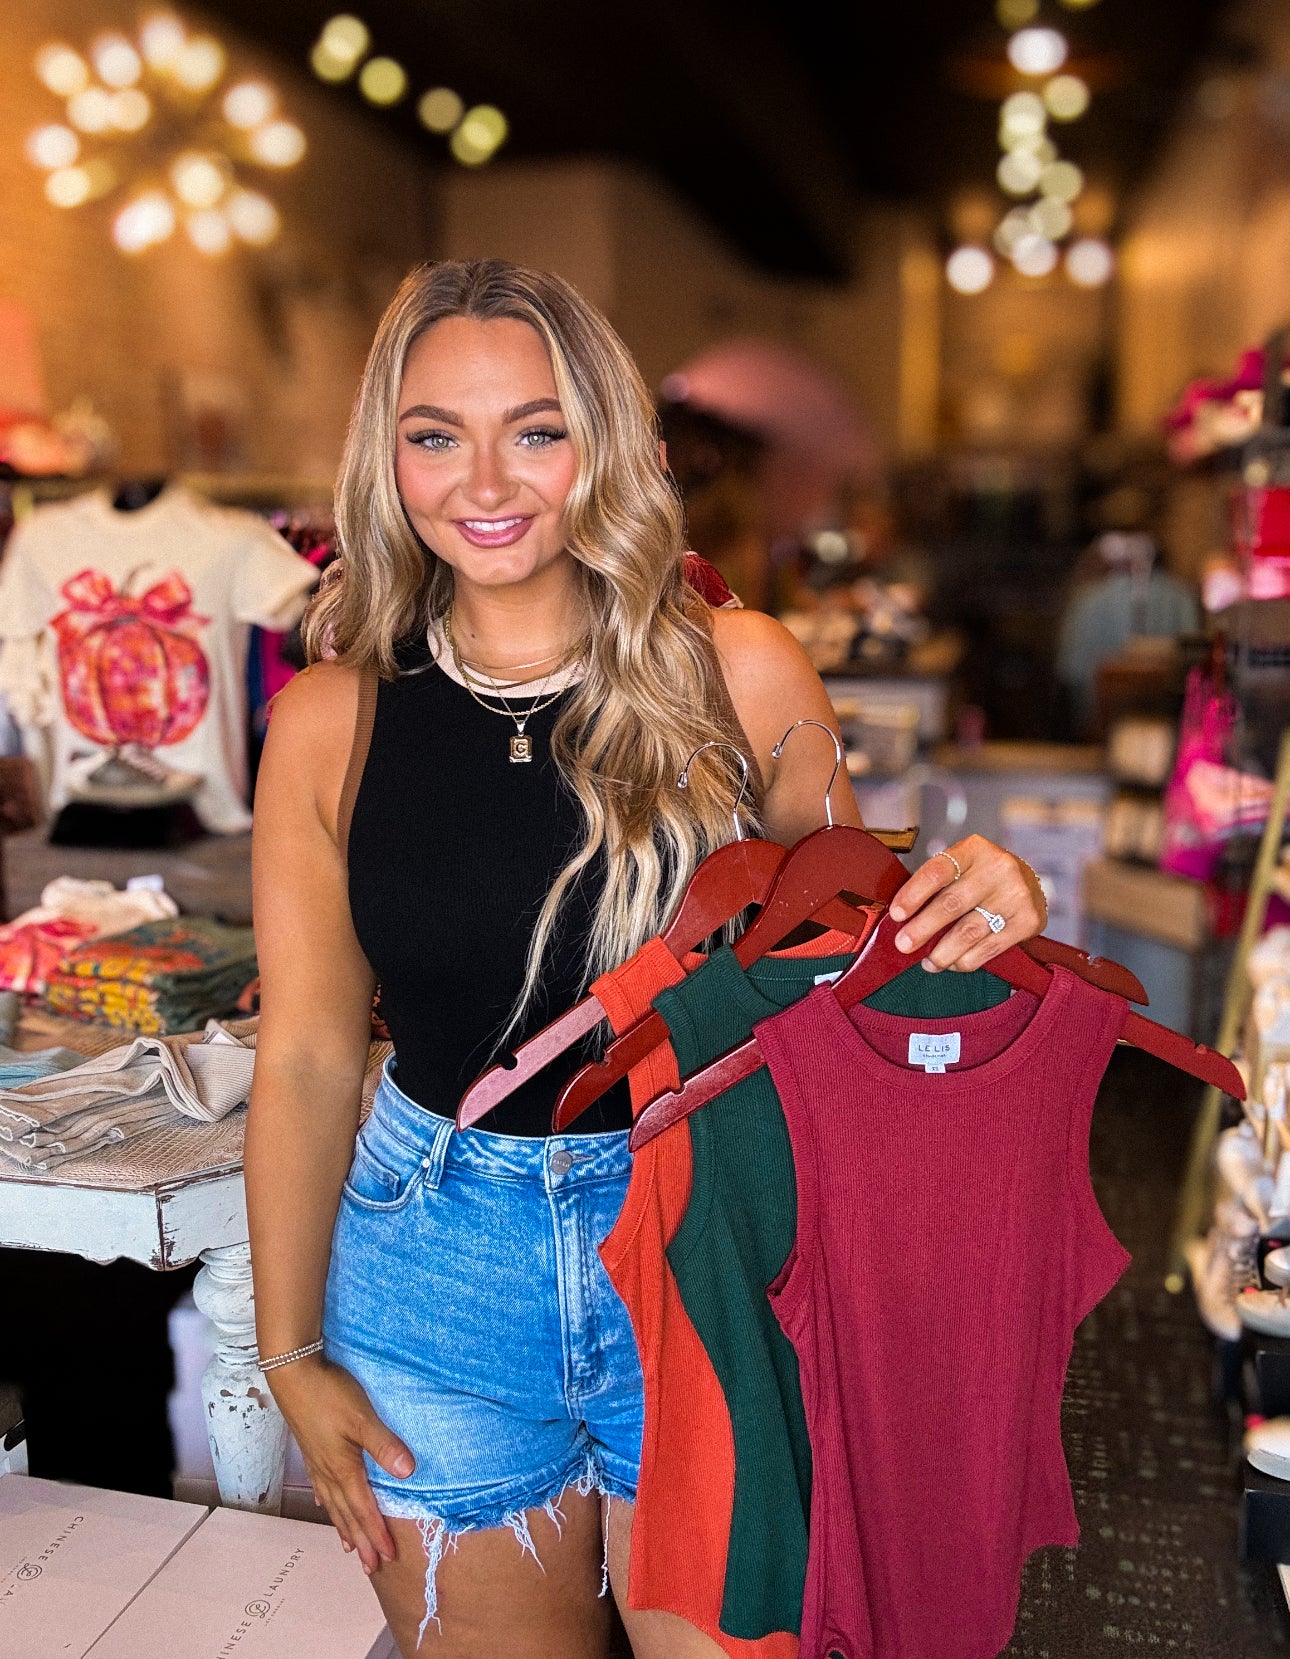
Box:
[0,0,442,478]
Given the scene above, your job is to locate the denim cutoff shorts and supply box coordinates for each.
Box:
[323,1058,644,1588]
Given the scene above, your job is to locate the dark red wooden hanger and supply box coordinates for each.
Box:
[551,822,1151,1131]
[458,726,914,1131]
[626,862,1245,1154]
[455,837,878,1130]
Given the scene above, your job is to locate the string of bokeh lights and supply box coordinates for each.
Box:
[24,12,303,256]
[309,15,508,168]
[946,0,1115,295]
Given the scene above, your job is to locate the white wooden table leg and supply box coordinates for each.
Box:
[193,1240,287,1513]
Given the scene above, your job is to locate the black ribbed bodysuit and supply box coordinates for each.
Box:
[346,639,631,1136]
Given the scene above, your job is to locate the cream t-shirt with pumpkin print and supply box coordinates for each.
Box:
[0,486,317,833]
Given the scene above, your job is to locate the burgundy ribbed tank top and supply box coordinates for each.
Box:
[754,965,1131,1659]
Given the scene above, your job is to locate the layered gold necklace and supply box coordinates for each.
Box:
[443,609,584,764]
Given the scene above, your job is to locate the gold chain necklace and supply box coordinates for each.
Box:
[443,611,576,764]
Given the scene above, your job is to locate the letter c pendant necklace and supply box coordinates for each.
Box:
[444,610,574,763]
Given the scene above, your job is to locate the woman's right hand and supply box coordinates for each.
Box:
[268,1355,415,1575]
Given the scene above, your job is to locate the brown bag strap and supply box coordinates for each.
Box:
[336,668,378,867]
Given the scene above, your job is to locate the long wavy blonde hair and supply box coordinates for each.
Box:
[305,258,759,1020]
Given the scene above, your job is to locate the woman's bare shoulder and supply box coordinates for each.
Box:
[268,659,363,734]
[709,606,826,724]
[259,661,366,838]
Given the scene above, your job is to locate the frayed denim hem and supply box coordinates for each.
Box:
[376,1450,635,1649]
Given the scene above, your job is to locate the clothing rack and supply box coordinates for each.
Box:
[1168,726,1290,1292]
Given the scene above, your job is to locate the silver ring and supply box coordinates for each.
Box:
[975,905,1006,935]
[938,850,963,882]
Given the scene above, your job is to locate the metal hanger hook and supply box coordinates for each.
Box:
[678,741,751,842]
[772,719,843,828]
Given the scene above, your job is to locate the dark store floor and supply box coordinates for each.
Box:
[1003,1048,1288,1658]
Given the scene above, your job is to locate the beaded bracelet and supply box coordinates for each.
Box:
[258,1339,325,1373]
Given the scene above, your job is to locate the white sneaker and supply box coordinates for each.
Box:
[1265,1245,1290,1288]
[1188,1202,1261,1340]
[1237,1286,1290,1338]
[1247,1417,1290,1480]
[1215,1124,1275,1228]
[1249,927,1290,989]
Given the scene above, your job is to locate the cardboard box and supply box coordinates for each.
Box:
[86,1507,396,1659]
[1081,857,1210,951]
[0,1476,206,1659]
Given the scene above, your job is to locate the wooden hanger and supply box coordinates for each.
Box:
[553,820,1150,1132]
[456,737,878,1131]
[626,854,1245,1153]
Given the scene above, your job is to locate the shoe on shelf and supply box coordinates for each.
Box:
[1247,1417,1290,1480]
[1188,1201,1261,1341]
[1266,1246,1290,1289]
[1237,1286,1290,1338]
[1215,1124,1275,1229]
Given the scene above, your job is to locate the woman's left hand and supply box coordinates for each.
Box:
[888,835,1047,971]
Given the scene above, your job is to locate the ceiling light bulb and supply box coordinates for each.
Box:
[92,33,141,88]
[171,152,227,207]
[998,150,1043,195]
[113,191,176,252]
[173,36,225,93]
[187,209,232,255]
[450,104,509,165]
[1030,196,1073,239]
[1008,27,1068,76]
[1044,73,1090,120]
[1000,91,1047,143]
[996,0,1038,25]
[249,120,306,167]
[140,13,185,69]
[45,166,92,208]
[310,43,353,82]
[1012,233,1058,277]
[109,89,151,131]
[1058,0,1102,9]
[25,124,80,170]
[946,246,995,295]
[319,15,370,66]
[1040,159,1084,202]
[994,207,1034,255]
[1066,237,1114,285]
[358,57,407,105]
[35,44,89,98]
[223,82,276,129]
[418,87,464,132]
[66,88,115,133]
[226,188,280,245]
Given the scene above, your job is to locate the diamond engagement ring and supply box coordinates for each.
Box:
[975,905,1007,934]
[938,850,963,882]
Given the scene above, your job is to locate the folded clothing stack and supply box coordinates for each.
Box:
[0,1019,257,1171]
[42,916,257,1034]
[0,877,179,996]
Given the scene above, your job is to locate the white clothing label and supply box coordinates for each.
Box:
[908,1032,962,1073]
[126,873,166,892]
[814,970,844,986]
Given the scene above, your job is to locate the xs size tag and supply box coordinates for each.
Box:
[908,1032,962,1074]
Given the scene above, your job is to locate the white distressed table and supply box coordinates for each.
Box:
[0,1108,290,1513]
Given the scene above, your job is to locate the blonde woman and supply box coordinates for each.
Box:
[246,259,1044,1659]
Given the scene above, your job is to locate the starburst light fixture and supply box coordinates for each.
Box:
[26,11,304,256]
